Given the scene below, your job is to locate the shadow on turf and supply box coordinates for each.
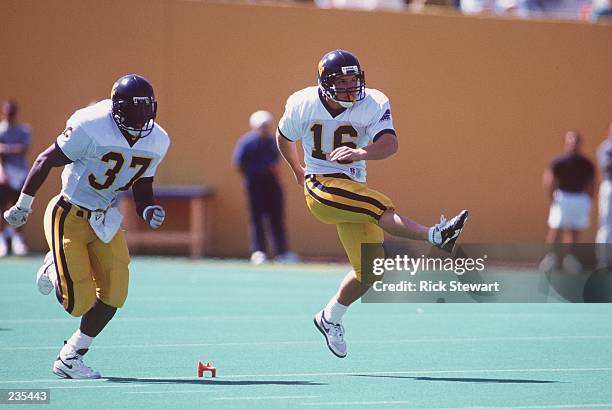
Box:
[352,375,559,384]
[104,377,326,386]
[0,328,12,331]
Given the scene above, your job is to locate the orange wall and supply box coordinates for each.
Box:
[1,0,611,256]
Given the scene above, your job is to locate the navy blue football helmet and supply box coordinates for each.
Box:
[111,74,157,138]
[317,50,366,108]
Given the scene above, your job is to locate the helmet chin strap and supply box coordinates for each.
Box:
[126,129,142,138]
[323,87,356,109]
[330,86,358,108]
[334,99,355,108]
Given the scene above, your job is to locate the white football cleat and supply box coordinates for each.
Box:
[36,252,56,295]
[53,347,101,379]
[313,310,347,358]
[11,234,29,256]
[430,210,468,252]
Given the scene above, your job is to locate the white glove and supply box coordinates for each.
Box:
[3,193,34,228]
[143,205,165,229]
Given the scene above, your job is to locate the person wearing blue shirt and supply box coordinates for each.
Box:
[233,110,297,264]
[0,100,31,256]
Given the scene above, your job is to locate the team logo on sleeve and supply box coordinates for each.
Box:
[379,109,392,122]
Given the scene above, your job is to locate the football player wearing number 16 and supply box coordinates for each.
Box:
[3,74,170,378]
[276,50,469,358]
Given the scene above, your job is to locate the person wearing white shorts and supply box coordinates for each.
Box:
[548,190,592,231]
[541,130,595,272]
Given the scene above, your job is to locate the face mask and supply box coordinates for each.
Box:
[333,99,355,108]
[126,129,141,138]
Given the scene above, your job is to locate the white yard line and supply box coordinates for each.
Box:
[213,395,319,401]
[302,402,612,409]
[3,311,611,325]
[125,389,227,395]
[2,335,612,352]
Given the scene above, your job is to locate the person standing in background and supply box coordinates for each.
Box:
[541,130,595,272]
[0,100,32,256]
[596,121,612,268]
[233,110,298,264]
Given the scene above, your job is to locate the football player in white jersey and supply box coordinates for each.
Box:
[596,120,612,267]
[4,74,170,378]
[277,50,468,358]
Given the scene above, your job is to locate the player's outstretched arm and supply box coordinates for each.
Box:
[330,132,398,163]
[3,144,72,227]
[363,133,398,160]
[21,144,72,196]
[276,131,304,186]
[132,177,165,229]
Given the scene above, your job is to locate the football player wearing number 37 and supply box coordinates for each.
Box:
[276,50,468,359]
[3,74,169,379]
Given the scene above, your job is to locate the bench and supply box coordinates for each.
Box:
[119,185,214,258]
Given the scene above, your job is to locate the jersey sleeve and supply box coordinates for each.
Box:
[55,121,95,161]
[278,94,301,141]
[365,94,396,142]
[142,135,170,178]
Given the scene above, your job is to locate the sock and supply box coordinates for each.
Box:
[323,298,348,324]
[428,226,438,245]
[62,330,94,357]
[48,264,58,289]
[80,299,117,337]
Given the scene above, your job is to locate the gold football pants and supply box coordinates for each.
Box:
[304,174,394,281]
[43,195,130,316]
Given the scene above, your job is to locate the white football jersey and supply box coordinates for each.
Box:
[56,99,170,211]
[278,86,395,182]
